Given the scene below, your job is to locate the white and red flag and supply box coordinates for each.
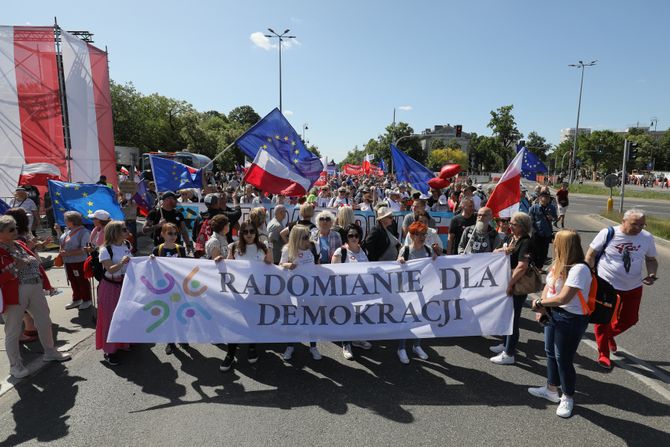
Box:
[486,148,525,218]
[243,149,312,197]
[119,166,130,176]
[18,163,62,186]
[362,154,374,174]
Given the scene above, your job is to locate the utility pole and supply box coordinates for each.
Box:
[619,139,628,214]
[265,29,296,114]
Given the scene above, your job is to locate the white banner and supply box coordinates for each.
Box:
[108,253,512,343]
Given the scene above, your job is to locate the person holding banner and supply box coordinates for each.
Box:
[527,229,590,418]
[280,225,321,361]
[332,224,373,360]
[313,211,342,265]
[204,214,230,260]
[396,222,437,364]
[221,221,272,372]
[96,221,132,366]
[490,212,534,365]
[364,207,400,262]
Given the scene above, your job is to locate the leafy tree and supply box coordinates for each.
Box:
[228,105,261,128]
[430,139,446,151]
[487,105,522,163]
[427,148,468,171]
[469,134,504,172]
[525,131,551,160]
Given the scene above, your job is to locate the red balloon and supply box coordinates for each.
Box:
[439,164,461,179]
[427,177,450,190]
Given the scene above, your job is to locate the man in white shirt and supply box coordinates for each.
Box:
[328,187,350,208]
[585,209,658,369]
[10,186,39,232]
[386,190,402,212]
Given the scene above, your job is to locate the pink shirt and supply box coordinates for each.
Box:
[90,226,105,247]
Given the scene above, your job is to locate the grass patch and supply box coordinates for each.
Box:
[601,211,670,240]
[566,184,670,201]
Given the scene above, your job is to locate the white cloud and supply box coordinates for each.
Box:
[283,110,294,117]
[398,105,413,111]
[250,32,275,50]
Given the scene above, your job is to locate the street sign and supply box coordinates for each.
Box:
[604,174,618,188]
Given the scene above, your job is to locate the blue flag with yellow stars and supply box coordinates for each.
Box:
[235,108,323,186]
[48,180,125,226]
[391,144,434,194]
[149,155,204,193]
[517,144,548,181]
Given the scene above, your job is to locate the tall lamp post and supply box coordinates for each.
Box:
[265,28,296,114]
[302,123,309,144]
[568,60,597,184]
[650,117,658,171]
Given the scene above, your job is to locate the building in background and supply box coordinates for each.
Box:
[419,124,471,154]
[560,127,592,143]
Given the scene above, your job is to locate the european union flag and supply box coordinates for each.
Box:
[0,198,9,215]
[517,144,548,181]
[236,108,323,185]
[132,178,155,217]
[47,180,125,226]
[149,156,203,193]
[378,159,387,173]
[391,144,434,194]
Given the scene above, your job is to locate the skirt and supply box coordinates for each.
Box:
[95,278,130,354]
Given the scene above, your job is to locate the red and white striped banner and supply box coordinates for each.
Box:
[60,30,117,188]
[0,26,67,198]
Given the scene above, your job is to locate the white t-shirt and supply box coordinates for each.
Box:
[280,247,315,265]
[590,226,657,291]
[98,243,132,280]
[386,198,402,212]
[333,246,369,263]
[545,263,592,315]
[471,194,482,211]
[10,197,38,228]
[228,243,266,262]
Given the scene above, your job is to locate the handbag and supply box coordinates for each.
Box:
[513,264,544,295]
[53,253,64,267]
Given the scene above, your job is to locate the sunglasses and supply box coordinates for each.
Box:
[242,229,256,235]
[319,217,332,222]
[347,234,359,239]
[165,232,177,236]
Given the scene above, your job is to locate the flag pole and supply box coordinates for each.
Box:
[202,141,236,171]
[54,17,73,182]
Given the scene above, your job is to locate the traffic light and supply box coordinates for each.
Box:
[628,142,639,161]
[455,125,462,138]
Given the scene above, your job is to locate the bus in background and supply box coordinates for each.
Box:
[141,151,214,173]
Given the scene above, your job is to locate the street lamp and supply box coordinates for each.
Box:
[265,28,296,114]
[568,59,597,184]
[650,117,658,171]
[302,123,309,144]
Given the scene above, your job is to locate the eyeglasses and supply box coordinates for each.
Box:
[165,232,177,236]
[347,234,359,239]
[242,229,256,235]
[319,217,332,222]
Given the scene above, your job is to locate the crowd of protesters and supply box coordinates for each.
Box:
[0,169,659,419]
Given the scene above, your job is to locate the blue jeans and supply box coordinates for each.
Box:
[504,294,527,355]
[398,339,421,351]
[544,308,589,396]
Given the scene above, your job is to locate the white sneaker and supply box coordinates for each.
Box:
[528,385,561,403]
[352,340,372,350]
[43,350,71,362]
[342,344,354,360]
[10,365,30,378]
[310,346,322,360]
[282,346,294,361]
[413,345,429,360]
[79,300,93,310]
[489,343,505,354]
[490,351,515,365]
[65,300,82,310]
[556,396,574,418]
[397,349,410,364]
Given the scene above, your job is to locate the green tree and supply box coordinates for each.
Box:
[525,131,551,160]
[427,148,467,171]
[487,105,523,163]
[469,134,504,172]
[430,139,446,151]
[228,105,261,128]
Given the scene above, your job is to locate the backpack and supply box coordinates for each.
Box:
[401,245,431,261]
[576,227,620,324]
[84,241,131,282]
[193,215,212,258]
[339,246,348,263]
[157,243,183,257]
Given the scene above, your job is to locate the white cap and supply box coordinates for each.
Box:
[87,209,111,220]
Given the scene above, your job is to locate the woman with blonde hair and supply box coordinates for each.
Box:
[248,207,269,246]
[313,210,341,265]
[97,220,132,365]
[332,206,354,242]
[528,229,591,418]
[280,225,320,361]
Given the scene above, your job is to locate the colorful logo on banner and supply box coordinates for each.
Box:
[139,266,212,332]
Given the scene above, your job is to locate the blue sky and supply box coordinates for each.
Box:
[5,0,669,161]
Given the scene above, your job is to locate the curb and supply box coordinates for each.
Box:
[588,214,670,248]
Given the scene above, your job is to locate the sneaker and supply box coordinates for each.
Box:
[490,351,515,365]
[219,354,234,372]
[352,340,372,350]
[598,355,612,369]
[342,344,354,360]
[79,300,93,310]
[43,350,71,362]
[310,346,322,360]
[609,339,618,355]
[248,347,259,364]
[282,346,294,361]
[65,300,82,310]
[413,345,429,360]
[556,396,574,418]
[397,349,410,364]
[179,343,190,349]
[489,343,505,354]
[9,365,30,379]
[165,343,175,355]
[103,353,120,366]
[528,385,561,403]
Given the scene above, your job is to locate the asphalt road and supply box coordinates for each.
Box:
[0,196,669,447]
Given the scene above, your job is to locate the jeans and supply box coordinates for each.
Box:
[504,294,527,356]
[544,308,589,396]
[398,339,421,350]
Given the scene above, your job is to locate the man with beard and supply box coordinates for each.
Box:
[457,207,502,254]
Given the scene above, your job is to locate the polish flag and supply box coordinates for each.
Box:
[60,30,117,188]
[486,148,525,218]
[243,149,311,196]
[119,166,130,176]
[362,154,374,173]
[18,163,62,186]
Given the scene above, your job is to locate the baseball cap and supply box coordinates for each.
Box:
[87,209,111,220]
[204,193,219,206]
[160,191,177,201]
